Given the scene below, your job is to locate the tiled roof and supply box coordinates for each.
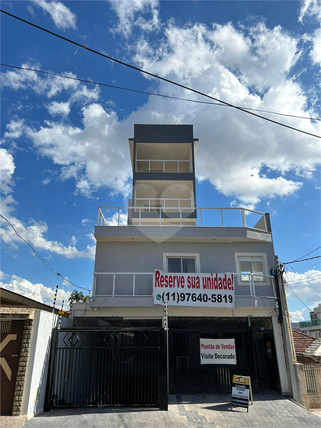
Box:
[304,338,321,357]
[292,330,316,354]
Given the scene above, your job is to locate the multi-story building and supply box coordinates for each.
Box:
[64,124,294,409]
[299,303,321,338]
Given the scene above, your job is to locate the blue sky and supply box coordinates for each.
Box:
[0,0,320,321]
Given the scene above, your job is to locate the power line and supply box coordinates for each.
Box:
[1,9,320,139]
[283,255,321,265]
[285,284,313,312]
[289,246,321,263]
[1,62,320,122]
[0,213,90,292]
[285,274,321,285]
[289,262,321,272]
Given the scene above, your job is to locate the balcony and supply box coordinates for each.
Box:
[91,272,276,301]
[135,197,194,212]
[136,159,192,173]
[300,319,321,328]
[96,206,270,231]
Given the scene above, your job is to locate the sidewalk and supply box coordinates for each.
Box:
[4,390,320,428]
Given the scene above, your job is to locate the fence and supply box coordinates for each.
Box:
[303,364,321,410]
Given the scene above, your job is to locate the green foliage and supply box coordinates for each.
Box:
[69,290,89,303]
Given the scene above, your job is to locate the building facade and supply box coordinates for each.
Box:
[67,124,295,406]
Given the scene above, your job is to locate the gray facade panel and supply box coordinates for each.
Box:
[134,124,194,144]
[94,240,276,299]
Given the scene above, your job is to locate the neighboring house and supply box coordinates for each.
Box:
[50,124,295,410]
[299,303,321,338]
[0,288,59,418]
[292,330,321,364]
[292,329,321,410]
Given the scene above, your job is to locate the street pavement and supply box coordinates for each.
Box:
[3,390,320,428]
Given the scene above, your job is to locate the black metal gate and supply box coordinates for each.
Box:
[45,328,167,410]
[169,317,257,394]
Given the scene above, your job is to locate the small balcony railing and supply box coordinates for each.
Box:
[300,319,321,328]
[135,197,193,212]
[136,159,192,173]
[92,272,275,300]
[96,206,270,231]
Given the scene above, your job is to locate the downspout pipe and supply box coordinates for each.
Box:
[270,266,283,324]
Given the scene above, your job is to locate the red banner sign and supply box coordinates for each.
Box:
[153,270,235,307]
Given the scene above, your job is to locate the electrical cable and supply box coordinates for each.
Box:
[283,256,321,265]
[1,9,320,139]
[284,274,321,285]
[1,62,320,122]
[0,213,91,292]
[289,262,321,272]
[285,246,321,264]
[285,284,313,312]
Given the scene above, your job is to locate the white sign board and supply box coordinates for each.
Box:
[200,338,237,365]
[153,270,235,308]
[231,375,252,411]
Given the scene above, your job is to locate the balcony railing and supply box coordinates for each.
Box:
[136,159,192,173]
[135,197,193,212]
[300,319,321,328]
[92,272,275,300]
[96,206,270,231]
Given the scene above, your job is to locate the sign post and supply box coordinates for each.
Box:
[231,375,253,412]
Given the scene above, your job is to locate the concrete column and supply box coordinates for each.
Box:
[272,315,290,395]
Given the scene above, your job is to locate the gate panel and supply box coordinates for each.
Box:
[48,329,161,408]
[0,321,24,414]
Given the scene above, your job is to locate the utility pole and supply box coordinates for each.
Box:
[276,258,297,395]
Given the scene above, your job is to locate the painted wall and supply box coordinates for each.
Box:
[21,310,56,418]
[93,240,276,303]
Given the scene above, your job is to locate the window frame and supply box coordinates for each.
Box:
[163,253,200,273]
[234,252,269,285]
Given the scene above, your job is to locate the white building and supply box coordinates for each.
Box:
[63,125,294,409]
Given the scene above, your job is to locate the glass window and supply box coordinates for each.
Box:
[240,258,264,281]
[168,257,195,273]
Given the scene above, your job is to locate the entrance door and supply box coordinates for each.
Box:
[169,330,250,393]
[0,321,24,414]
[264,333,280,391]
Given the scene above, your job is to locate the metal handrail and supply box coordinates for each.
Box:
[136,159,192,173]
[92,272,273,299]
[96,206,269,231]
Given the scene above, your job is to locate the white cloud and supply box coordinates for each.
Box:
[310,27,321,65]
[5,103,132,198]
[289,308,310,322]
[0,146,95,259]
[0,271,70,307]
[285,270,321,306]
[2,20,321,207]
[0,216,95,260]
[108,0,160,37]
[31,0,77,30]
[299,0,321,67]
[46,101,70,116]
[3,119,25,140]
[299,0,321,23]
[1,65,79,98]
[104,211,128,226]
[0,148,15,194]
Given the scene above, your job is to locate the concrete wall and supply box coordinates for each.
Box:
[21,311,56,419]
